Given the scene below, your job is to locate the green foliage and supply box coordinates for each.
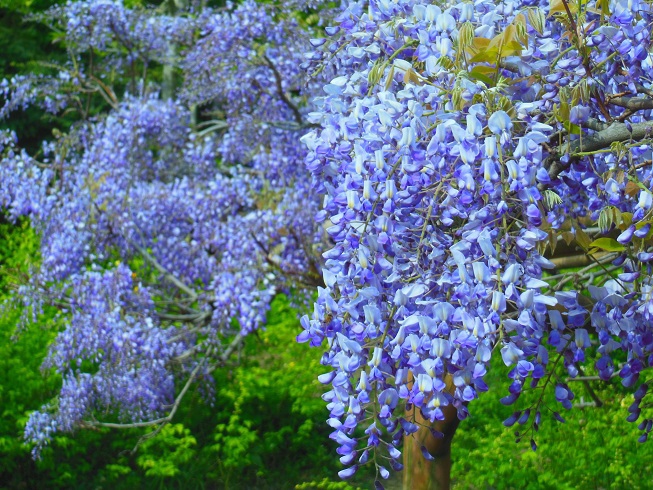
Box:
[0,219,39,292]
[201,294,341,487]
[295,478,362,490]
[137,424,197,479]
[452,357,653,490]
[4,221,651,489]
[0,221,66,488]
[1,218,652,490]
[0,221,135,489]
[83,294,349,489]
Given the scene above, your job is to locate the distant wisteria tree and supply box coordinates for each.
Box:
[3,0,653,488]
[0,0,328,460]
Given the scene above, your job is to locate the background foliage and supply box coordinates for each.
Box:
[452,356,653,490]
[0,219,357,488]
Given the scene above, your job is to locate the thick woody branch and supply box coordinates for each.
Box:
[637,84,653,98]
[608,96,653,111]
[546,120,653,180]
[585,118,611,132]
[574,120,653,153]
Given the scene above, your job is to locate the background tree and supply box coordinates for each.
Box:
[0,0,329,460]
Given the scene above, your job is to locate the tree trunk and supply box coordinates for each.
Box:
[162,49,176,101]
[403,401,460,490]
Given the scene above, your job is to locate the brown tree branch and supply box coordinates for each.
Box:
[608,96,653,111]
[262,55,304,126]
[546,120,653,181]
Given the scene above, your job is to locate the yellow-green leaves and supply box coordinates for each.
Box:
[468,24,523,64]
[549,0,578,16]
[526,7,546,34]
[368,59,389,88]
[598,206,623,233]
[468,66,496,87]
[588,238,626,252]
[543,190,563,210]
[458,21,476,52]
[574,226,592,250]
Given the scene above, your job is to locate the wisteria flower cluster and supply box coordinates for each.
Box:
[299,0,653,482]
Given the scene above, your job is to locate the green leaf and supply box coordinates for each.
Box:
[526,7,546,34]
[549,0,578,16]
[468,66,495,87]
[589,238,626,252]
[563,120,582,135]
[575,227,592,250]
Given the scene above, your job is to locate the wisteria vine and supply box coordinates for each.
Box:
[2,0,653,486]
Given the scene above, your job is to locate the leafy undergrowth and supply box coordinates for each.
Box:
[4,219,651,489]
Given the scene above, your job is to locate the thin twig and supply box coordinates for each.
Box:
[129,241,197,300]
[566,373,619,382]
[262,55,304,126]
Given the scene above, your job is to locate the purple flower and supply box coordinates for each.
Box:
[569,106,590,125]
[488,111,512,137]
